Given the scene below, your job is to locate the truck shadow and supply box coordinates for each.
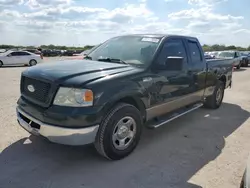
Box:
[0,103,248,188]
[234,68,247,72]
[0,65,27,69]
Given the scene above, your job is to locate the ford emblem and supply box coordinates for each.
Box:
[27,85,35,92]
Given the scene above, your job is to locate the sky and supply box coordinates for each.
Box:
[0,0,250,47]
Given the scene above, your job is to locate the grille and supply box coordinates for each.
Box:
[21,76,51,104]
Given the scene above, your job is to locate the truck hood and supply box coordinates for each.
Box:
[22,60,143,86]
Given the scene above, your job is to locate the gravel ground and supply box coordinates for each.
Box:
[0,60,250,188]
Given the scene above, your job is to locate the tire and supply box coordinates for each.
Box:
[95,103,142,160]
[203,81,225,109]
[240,169,246,188]
[29,59,37,66]
[241,61,245,67]
[242,60,248,67]
[0,61,3,67]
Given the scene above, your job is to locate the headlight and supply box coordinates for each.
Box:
[53,87,94,107]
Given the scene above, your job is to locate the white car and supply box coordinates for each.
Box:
[0,50,42,67]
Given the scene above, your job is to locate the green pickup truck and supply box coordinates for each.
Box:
[16,34,233,160]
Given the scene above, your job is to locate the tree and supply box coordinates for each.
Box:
[0,43,248,52]
[225,45,236,50]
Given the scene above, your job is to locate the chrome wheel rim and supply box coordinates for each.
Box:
[30,60,36,66]
[112,116,136,150]
[216,87,223,105]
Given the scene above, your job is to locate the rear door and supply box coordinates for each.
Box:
[184,38,207,101]
[19,51,32,64]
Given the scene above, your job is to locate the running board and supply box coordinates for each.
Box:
[146,103,203,129]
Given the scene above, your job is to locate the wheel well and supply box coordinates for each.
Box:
[219,75,226,87]
[117,96,146,122]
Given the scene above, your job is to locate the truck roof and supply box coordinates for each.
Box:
[119,34,198,40]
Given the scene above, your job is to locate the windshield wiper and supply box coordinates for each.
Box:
[84,55,92,60]
[97,57,128,65]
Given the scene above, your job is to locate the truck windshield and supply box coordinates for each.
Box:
[87,35,161,67]
[217,52,234,58]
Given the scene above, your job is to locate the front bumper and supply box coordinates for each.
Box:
[16,107,99,146]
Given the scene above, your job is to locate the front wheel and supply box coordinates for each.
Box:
[95,103,142,160]
[203,81,225,109]
[0,61,3,67]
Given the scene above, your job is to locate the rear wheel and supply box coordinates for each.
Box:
[242,60,248,67]
[203,81,225,109]
[236,63,241,69]
[245,60,249,67]
[29,59,37,66]
[95,103,142,160]
[0,61,3,67]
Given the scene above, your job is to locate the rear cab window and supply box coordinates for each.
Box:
[187,40,202,64]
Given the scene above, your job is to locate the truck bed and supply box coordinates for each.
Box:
[206,58,233,89]
[206,58,234,67]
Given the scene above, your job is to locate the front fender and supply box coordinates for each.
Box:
[95,80,148,106]
[94,80,149,120]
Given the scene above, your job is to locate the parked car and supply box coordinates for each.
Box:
[204,54,214,59]
[73,49,94,57]
[41,49,51,57]
[23,49,43,59]
[61,50,74,56]
[0,49,6,53]
[208,51,220,58]
[73,51,84,56]
[217,51,242,69]
[16,34,233,160]
[42,49,61,57]
[0,50,42,67]
[69,50,92,60]
[240,52,250,67]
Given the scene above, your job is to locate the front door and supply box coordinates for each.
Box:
[5,52,20,65]
[147,38,195,120]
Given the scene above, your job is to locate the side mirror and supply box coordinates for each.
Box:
[7,54,11,57]
[164,56,184,71]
